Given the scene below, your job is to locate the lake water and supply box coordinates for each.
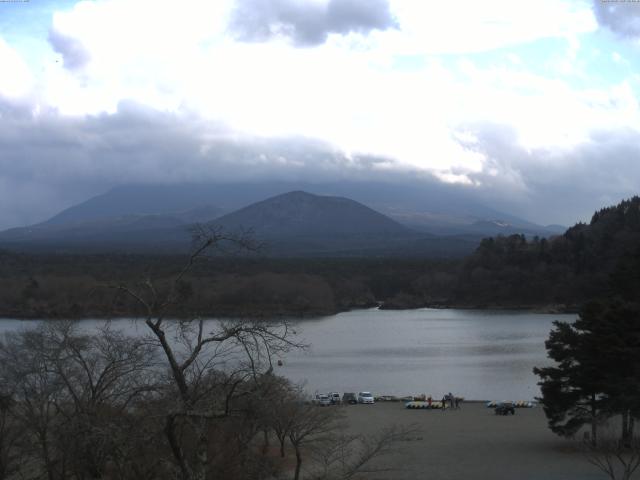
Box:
[278,308,576,401]
[0,308,575,401]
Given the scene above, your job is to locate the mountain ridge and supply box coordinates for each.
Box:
[0,184,563,257]
[211,190,415,238]
[37,181,560,236]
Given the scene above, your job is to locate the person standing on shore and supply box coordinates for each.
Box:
[441,394,447,411]
[448,392,454,409]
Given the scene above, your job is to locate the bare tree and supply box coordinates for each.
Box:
[0,321,158,480]
[0,393,22,480]
[0,328,67,480]
[583,422,640,480]
[287,401,344,480]
[44,322,157,479]
[302,424,418,480]
[112,225,304,480]
[263,378,303,459]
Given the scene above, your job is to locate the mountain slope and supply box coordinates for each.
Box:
[36,181,557,237]
[0,205,220,251]
[212,191,413,238]
[0,190,482,257]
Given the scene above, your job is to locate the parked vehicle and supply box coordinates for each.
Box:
[313,393,331,406]
[357,392,375,404]
[494,402,515,415]
[342,392,358,404]
[329,392,341,405]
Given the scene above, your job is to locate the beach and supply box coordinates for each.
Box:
[340,401,604,480]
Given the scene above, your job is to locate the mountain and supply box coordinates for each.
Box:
[0,180,562,256]
[0,204,223,253]
[207,191,455,256]
[36,181,558,237]
[0,190,483,257]
[212,191,411,238]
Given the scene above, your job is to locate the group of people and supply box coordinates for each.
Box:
[425,392,462,410]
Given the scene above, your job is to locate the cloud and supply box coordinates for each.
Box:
[0,37,32,98]
[229,0,397,46]
[1,94,639,230]
[0,0,636,230]
[0,98,417,229]
[48,28,90,70]
[593,0,640,38]
[455,122,640,225]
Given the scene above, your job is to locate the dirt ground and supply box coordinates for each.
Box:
[340,401,607,480]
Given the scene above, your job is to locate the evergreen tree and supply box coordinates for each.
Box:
[583,301,640,445]
[534,316,608,445]
[535,300,640,445]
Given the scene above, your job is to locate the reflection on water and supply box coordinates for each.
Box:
[278,308,576,401]
[0,308,575,401]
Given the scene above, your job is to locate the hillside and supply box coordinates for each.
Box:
[29,181,557,237]
[379,196,640,310]
[0,178,564,257]
[0,204,223,252]
[212,191,413,238]
[448,196,640,307]
[0,189,482,257]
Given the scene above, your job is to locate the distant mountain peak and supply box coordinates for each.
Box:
[212,190,412,238]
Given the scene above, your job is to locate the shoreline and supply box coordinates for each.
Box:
[0,302,580,321]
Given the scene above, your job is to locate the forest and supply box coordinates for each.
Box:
[1,196,639,319]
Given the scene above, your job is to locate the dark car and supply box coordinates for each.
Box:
[342,392,357,404]
[495,402,515,415]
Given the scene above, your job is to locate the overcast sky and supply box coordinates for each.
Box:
[0,0,639,229]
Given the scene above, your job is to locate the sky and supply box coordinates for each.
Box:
[0,0,639,229]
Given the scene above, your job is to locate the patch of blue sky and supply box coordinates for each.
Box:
[429,33,638,91]
[577,30,639,83]
[0,0,75,69]
[390,54,427,72]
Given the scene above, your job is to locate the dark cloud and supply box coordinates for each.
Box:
[48,28,90,70]
[0,98,404,229]
[0,96,638,231]
[458,122,640,225]
[229,0,397,46]
[592,0,640,38]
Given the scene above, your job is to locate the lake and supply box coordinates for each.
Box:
[0,308,575,401]
[278,308,575,401]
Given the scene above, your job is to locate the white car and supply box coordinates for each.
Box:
[329,392,341,405]
[357,392,375,404]
[314,393,331,406]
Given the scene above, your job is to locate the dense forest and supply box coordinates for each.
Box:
[1,197,638,319]
[452,196,640,308]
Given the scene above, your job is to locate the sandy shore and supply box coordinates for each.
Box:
[340,402,605,480]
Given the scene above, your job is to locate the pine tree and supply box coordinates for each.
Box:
[583,301,640,445]
[534,300,640,446]
[534,317,608,445]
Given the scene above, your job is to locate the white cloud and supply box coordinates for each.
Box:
[39,1,601,139]
[21,0,632,182]
[0,37,33,99]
